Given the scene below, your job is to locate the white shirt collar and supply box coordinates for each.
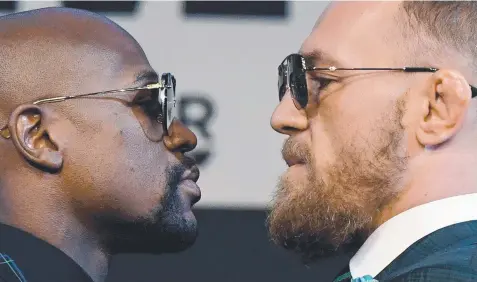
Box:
[349,193,477,279]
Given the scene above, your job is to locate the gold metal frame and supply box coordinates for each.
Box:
[0,82,163,140]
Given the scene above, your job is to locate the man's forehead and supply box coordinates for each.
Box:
[0,8,151,85]
[0,44,152,106]
[300,1,406,67]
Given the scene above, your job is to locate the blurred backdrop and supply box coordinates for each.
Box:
[0,1,351,281]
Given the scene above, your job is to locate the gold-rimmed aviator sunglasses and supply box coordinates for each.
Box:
[0,73,177,139]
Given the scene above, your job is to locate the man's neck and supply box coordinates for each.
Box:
[374,147,477,228]
[0,210,110,282]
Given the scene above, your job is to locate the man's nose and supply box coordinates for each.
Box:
[163,119,197,153]
[270,91,308,135]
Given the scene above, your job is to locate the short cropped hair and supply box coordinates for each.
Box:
[400,1,477,69]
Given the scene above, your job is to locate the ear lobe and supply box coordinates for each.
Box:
[8,104,63,172]
[416,70,472,146]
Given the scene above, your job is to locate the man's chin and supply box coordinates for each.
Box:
[270,230,363,263]
[267,200,365,262]
[143,213,198,253]
[106,211,198,254]
[138,187,199,254]
[154,215,198,253]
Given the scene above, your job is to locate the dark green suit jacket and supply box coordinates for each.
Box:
[375,220,477,281]
[334,221,477,281]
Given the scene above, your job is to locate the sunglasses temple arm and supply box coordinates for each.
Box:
[402,68,477,98]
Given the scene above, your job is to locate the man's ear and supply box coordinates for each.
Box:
[416,70,472,147]
[7,104,63,172]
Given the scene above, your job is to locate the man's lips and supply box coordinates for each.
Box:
[285,156,305,167]
[180,165,200,182]
[180,165,201,205]
[180,180,201,205]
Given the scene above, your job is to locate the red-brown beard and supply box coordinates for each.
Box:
[267,107,407,262]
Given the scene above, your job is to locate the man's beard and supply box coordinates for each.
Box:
[267,106,407,263]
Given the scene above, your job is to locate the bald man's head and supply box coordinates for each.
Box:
[0,7,200,265]
[0,8,148,113]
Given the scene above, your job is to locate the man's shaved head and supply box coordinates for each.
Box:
[0,7,200,282]
[0,8,146,116]
[399,1,477,72]
[392,3,477,91]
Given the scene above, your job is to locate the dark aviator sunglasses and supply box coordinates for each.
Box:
[278,53,477,110]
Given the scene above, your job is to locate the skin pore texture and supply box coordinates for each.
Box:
[0,7,200,282]
[268,1,477,262]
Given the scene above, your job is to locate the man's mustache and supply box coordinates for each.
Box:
[182,155,197,169]
[281,138,311,165]
[166,155,198,188]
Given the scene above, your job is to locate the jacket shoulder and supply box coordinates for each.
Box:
[381,244,477,282]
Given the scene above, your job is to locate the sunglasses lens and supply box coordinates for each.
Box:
[160,73,177,134]
[278,65,286,101]
[289,54,308,109]
[277,54,308,109]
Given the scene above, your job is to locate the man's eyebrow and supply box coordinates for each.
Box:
[134,70,159,85]
[299,49,342,68]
